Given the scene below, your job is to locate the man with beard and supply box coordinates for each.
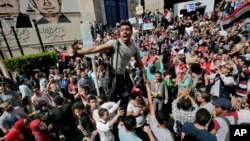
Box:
[0,102,29,134]
[150,71,168,111]
[29,0,71,24]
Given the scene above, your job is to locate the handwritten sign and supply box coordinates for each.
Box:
[0,29,31,46]
[136,6,143,15]
[40,26,66,41]
[143,23,154,30]
[129,17,137,24]
[80,22,94,58]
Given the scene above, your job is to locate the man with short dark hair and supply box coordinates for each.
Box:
[171,94,198,139]
[118,115,142,141]
[181,108,216,141]
[118,115,156,141]
[0,102,28,133]
[145,84,174,141]
[51,96,83,141]
[72,102,97,141]
[150,71,168,111]
[67,21,148,106]
[0,86,21,107]
[96,108,124,141]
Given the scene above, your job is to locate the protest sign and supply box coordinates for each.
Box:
[129,17,137,24]
[136,6,143,15]
[80,22,94,58]
[143,23,154,30]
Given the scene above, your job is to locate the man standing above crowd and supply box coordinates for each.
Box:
[67,21,148,106]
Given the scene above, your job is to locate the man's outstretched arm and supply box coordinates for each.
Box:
[67,44,112,56]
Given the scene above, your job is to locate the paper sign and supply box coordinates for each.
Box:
[129,17,137,24]
[219,31,228,36]
[136,6,143,15]
[80,22,94,58]
[143,23,154,30]
[138,18,143,24]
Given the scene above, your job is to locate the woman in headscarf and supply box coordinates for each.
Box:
[29,119,52,141]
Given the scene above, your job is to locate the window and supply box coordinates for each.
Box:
[104,0,128,26]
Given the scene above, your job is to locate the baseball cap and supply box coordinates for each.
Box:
[212,98,231,109]
[132,87,142,95]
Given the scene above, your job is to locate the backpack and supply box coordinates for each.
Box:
[208,74,234,99]
[218,115,237,141]
[105,40,120,98]
[60,78,68,89]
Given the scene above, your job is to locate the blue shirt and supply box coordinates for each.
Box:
[118,125,142,141]
[182,122,217,141]
[146,63,164,81]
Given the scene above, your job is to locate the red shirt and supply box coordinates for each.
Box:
[5,129,23,141]
[143,53,156,66]
[200,63,211,74]
[68,83,77,95]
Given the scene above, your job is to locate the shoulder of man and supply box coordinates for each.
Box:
[105,40,118,47]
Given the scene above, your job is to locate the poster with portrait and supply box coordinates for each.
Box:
[0,0,81,55]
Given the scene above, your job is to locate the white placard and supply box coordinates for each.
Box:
[138,18,143,24]
[136,6,144,15]
[143,23,154,30]
[129,17,137,24]
[80,22,94,58]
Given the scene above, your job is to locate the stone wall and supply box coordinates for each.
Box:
[127,0,139,18]
[144,0,164,12]
[78,0,97,22]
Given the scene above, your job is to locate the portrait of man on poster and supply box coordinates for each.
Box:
[0,0,32,28]
[29,0,71,24]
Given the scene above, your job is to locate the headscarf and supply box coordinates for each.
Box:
[14,119,25,131]
[29,119,52,141]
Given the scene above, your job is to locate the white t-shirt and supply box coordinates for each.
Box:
[237,110,250,124]
[96,119,114,141]
[147,115,174,141]
[199,102,215,116]
[127,101,146,128]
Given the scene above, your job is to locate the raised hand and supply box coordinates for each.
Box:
[117,108,125,116]
[143,126,152,133]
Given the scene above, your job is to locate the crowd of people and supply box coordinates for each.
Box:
[0,0,250,141]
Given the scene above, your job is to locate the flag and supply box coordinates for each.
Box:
[220,1,250,29]
[235,1,244,9]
